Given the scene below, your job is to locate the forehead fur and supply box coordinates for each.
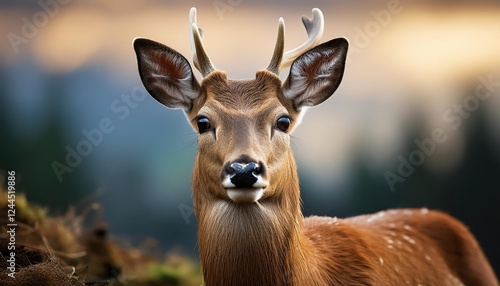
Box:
[192,70,294,114]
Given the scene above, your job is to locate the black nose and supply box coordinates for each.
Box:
[227,162,261,188]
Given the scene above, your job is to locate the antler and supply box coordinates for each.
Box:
[266,18,285,75]
[266,8,324,74]
[189,7,216,77]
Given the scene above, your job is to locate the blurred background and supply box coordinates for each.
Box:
[1,0,499,277]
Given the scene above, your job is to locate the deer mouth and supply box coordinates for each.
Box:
[225,188,265,203]
[222,177,268,203]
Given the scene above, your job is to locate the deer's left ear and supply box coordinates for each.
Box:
[282,38,348,110]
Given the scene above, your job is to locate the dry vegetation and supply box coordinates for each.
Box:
[0,183,202,286]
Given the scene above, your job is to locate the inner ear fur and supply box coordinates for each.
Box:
[282,38,348,110]
[134,38,200,111]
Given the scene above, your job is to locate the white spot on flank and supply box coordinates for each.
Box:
[425,254,432,261]
[367,211,385,223]
[366,215,376,223]
[383,236,392,242]
[420,208,429,215]
[327,217,338,224]
[447,273,464,286]
[403,210,414,215]
[402,235,416,244]
[379,257,384,266]
[403,225,412,231]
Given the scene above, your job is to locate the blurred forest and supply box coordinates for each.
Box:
[1,0,499,282]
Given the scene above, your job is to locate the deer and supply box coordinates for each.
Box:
[133,7,498,286]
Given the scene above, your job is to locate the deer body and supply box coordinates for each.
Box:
[134,8,498,285]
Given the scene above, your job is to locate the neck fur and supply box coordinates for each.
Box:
[192,155,318,285]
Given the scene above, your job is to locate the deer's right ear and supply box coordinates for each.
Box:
[282,38,348,111]
[133,38,200,111]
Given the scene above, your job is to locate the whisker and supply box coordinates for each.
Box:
[290,135,304,148]
[179,132,198,151]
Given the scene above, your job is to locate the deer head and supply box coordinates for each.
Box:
[134,8,348,206]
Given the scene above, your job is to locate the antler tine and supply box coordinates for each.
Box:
[189,7,215,77]
[266,18,285,75]
[279,8,324,72]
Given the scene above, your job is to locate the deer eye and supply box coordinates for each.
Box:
[196,117,212,133]
[276,116,291,133]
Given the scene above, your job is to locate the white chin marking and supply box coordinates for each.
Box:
[227,188,264,203]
